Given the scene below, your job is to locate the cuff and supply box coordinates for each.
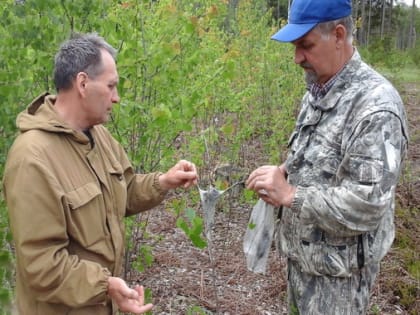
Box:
[290,186,306,213]
[153,172,168,197]
[102,268,113,305]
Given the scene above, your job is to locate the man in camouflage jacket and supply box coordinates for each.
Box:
[246,0,408,314]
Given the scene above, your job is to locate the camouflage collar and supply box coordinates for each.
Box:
[308,50,360,112]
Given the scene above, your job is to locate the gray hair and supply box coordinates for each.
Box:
[53,33,117,91]
[315,16,354,43]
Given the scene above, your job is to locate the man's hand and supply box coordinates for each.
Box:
[246,164,296,208]
[159,159,198,191]
[107,277,153,314]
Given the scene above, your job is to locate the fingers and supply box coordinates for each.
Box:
[178,159,197,172]
[125,287,139,300]
[175,164,198,188]
[159,159,198,190]
[183,175,198,188]
[130,285,154,314]
[170,160,199,188]
[131,303,154,314]
[134,285,145,306]
[180,160,198,187]
[115,281,140,303]
[278,163,287,172]
[245,165,287,206]
[245,165,277,190]
[119,284,154,314]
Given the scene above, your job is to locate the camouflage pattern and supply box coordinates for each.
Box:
[276,51,409,314]
[287,259,379,315]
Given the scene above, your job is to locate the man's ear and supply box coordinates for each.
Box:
[75,72,88,96]
[334,24,347,48]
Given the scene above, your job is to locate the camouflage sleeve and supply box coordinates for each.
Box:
[294,111,407,237]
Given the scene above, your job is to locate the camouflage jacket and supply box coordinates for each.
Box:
[277,51,409,277]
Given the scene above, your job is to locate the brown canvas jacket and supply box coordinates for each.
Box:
[3,93,166,314]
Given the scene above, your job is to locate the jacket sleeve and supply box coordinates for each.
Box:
[291,111,407,237]
[125,170,167,216]
[4,155,111,307]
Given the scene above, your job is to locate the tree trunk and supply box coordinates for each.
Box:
[380,0,386,39]
[408,0,417,48]
[361,0,367,46]
[367,0,372,46]
[389,0,393,35]
[354,0,360,43]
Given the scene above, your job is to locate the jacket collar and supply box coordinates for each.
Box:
[18,92,90,145]
[307,50,362,112]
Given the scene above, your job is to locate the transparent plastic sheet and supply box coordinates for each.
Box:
[198,186,224,240]
[243,199,277,274]
[198,183,276,274]
[198,181,244,240]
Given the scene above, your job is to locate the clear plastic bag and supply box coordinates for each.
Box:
[243,199,276,274]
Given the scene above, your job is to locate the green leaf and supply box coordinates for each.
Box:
[176,217,189,234]
[151,104,172,122]
[248,222,256,230]
[190,234,207,249]
[176,209,207,249]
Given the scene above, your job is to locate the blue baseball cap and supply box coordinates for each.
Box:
[272,0,352,42]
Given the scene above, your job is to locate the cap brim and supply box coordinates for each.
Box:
[271,23,317,42]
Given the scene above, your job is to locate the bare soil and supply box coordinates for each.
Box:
[130,82,419,315]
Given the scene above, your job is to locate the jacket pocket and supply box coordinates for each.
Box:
[66,182,101,210]
[298,233,359,277]
[348,154,384,184]
[65,182,107,247]
[305,131,341,175]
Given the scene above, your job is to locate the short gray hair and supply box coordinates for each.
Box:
[53,33,117,91]
[315,16,354,43]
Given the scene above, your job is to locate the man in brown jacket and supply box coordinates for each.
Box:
[3,33,198,315]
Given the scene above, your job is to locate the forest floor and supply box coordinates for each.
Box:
[130,82,419,315]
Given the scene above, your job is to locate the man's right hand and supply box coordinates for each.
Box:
[246,163,296,208]
[159,159,198,190]
[107,277,153,314]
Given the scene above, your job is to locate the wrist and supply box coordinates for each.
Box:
[106,276,115,295]
[156,172,170,193]
[285,185,297,208]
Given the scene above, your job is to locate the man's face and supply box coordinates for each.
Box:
[292,26,338,85]
[83,50,120,126]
